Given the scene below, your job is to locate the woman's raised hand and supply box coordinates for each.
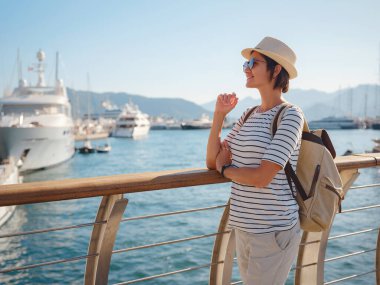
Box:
[215,93,238,116]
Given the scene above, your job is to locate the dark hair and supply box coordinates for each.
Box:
[262,54,290,93]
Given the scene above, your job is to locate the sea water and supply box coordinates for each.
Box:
[0,129,379,284]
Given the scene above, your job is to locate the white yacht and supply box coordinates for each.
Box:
[308,116,360,130]
[0,50,75,172]
[0,157,22,228]
[181,114,212,130]
[112,102,150,138]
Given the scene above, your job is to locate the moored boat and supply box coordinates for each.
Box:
[0,50,75,172]
[181,114,212,130]
[78,140,95,154]
[112,102,150,138]
[371,117,380,130]
[309,116,360,130]
[96,141,111,153]
[372,139,380,153]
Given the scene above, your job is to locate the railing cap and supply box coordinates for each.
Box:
[0,153,378,206]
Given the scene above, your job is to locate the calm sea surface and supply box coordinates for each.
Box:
[0,129,379,284]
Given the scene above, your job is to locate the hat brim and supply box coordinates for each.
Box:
[241,48,298,79]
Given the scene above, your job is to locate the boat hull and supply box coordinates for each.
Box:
[112,126,150,138]
[181,124,211,130]
[0,161,20,228]
[309,122,358,130]
[78,147,95,154]
[0,127,75,172]
[372,123,380,130]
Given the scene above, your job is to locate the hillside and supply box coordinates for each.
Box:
[66,84,380,121]
[202,84,380,120]
[67,89,211,120]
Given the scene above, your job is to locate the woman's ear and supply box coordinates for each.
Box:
[273,64,282,79]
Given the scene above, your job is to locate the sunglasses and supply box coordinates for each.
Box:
[243,58,266,71]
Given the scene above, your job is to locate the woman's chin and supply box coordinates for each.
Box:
[245,78,256,88]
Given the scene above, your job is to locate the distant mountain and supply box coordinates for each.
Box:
[201,96,261,119]
[66,84,379,121]
[67,88,211,120]
[202,84,380,120]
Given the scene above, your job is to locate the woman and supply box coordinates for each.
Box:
[206,37,304,285]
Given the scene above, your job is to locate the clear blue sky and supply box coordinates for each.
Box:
[1,0,379,104]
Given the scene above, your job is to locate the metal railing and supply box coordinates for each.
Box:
[0,153,378,285]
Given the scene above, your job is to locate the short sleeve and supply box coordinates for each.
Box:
[225,108,251,144]
[262,106,304,169]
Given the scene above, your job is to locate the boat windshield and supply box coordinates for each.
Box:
[0,104,70,116]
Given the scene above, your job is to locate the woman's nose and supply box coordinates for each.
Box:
[244,68,252,75]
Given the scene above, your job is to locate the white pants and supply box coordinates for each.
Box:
[235,221,302,285]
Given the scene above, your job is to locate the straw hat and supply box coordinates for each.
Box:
[241,36,298,79]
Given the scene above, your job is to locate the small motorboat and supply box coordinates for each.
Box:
[78,140,95,154]
[343,149,353,156]
[96,143,111,153]
[373,140,380,153]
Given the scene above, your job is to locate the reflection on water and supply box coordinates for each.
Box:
[0,129,379,284]
[0,207,29,284]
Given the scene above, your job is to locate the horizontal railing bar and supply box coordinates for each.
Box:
[324,248,376,262]
[231,281,243,285]
[0,253,98,274]
[113,231,230,254]
[0,205,227,240]
[324,269,377,284]
[1,217,373,242]
[328,228,379,240]
[122,204,227,222]
[295,248,375,270]
[300,227,379,246]
[113,261,224,285]
[0,221,106,239]
[0,153,378,206]
[350,183,380,190]
[341,204,380,213]
[0,205,228,239]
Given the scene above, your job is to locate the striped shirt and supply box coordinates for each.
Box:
[225,103,304,234]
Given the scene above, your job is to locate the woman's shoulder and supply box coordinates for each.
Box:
[284,104,304,117]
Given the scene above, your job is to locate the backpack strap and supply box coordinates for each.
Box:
[242,106,259,125]
[271,103,292,136]
[271,104,308,201]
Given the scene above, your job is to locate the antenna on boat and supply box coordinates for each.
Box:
[36,49,46,87]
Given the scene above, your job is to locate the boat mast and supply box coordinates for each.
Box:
[87,72,91,122]
[378,43,380,115]
[364,87,368,120]
[55,52,59,82]
[17,49,22,81]
[347,87,353,117]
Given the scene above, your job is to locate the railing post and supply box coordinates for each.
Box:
[84,194,128,285]
[376,228,380,285]
[209,201,234,285]
[295,169,360,285]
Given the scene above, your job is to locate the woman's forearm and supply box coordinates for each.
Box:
[222,166,265,187]
[206,112,225,169]
[222,161,282,188]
